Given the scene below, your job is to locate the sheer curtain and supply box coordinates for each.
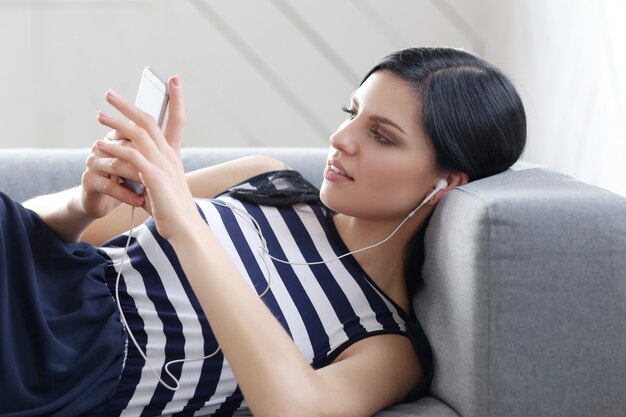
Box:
[483,0,626,197]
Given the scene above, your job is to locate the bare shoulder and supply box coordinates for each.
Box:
[314,334,422,416]
[332,334,422,382]
[186,155,290,199]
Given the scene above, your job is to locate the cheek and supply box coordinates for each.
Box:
[365,160,426,212]
[320,180,419,219]
[319,145,438,219]
[321,155,431,218]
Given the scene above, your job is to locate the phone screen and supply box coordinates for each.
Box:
[135,67,169,127]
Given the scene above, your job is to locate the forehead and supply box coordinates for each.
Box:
[354,70,427,139]
[353,71,421,124]
[355,70,418,107]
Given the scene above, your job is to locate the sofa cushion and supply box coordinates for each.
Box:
[230,396,460,417]
[376,396,460,417]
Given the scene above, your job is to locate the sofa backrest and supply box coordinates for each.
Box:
[0,147,328,202]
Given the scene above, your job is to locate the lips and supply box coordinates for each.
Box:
[327,160,354,180]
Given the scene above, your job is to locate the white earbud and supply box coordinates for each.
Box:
[408,178,449,219]
[426,178,449,203]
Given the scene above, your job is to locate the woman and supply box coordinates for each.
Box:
[1,47,525,416]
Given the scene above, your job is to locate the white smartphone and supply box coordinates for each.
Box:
[122,67,169,195]
[135,66,169,128]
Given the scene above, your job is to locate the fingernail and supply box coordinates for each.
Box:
[172,75,180,87]
[95,140,106,147]
[98,111,109,119]
[106,89,119,98]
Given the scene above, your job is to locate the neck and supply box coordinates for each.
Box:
[332,207,432,308]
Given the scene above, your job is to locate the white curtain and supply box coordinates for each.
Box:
[483,0,626,197]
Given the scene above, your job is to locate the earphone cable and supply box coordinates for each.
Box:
[114,191,430,391]
[114,206,221,392]
[212,196,430,267]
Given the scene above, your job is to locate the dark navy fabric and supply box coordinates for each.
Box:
[0,192,125,416]
[96,172,423,415]
[0,169,433,416]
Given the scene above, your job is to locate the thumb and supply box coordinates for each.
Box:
[163,75,186,151]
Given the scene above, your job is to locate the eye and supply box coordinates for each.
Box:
[341,105,357,120]
[369,128,393,145]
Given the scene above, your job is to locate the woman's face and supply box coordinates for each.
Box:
[320,70,441,221]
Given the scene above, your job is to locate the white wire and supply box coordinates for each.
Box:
[114,206,221,392]
[115,196,425,391]
[212,197,429,266]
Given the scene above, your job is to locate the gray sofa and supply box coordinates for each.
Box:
[1,147,625,417]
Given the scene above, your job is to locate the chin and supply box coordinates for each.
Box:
[319,191,360,217]
[319,184,333,208]
[319,185,346,213]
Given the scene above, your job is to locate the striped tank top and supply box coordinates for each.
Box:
[99,171,421,416]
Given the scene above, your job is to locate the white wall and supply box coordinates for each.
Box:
[1,0,624,196]
[479,0,626,197]
[0,0,478,148]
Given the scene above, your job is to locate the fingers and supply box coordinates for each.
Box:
[98,75,186,157]
[94,139,153,186]
[97,111,161,166]
[163,75,186,151]
[95,80,186,209]
[103,129,125,142]
[87,140,142,183]
[82,168,144,207]
[100,90,165,156]
[83,141,145,207]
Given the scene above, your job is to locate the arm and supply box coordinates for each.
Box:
[172,219,422,416]
[186,154,290,198]
[22,186,95,243]
[96,79,422,417]
[22,138,145,243]
[80,155,289,246]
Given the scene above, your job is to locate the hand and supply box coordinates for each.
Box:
[93,75,198,240]
[80,134,145,220]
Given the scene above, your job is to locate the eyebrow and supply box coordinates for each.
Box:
[352,97,407,136]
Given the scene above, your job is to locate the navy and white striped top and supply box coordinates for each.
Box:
[99,171,426,416]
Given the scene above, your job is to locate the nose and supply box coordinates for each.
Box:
[329,119,358,156]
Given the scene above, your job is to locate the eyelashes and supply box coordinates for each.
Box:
[340,105,393,145]
[341,105,356,120]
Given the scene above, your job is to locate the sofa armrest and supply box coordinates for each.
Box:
[416,167,626,417]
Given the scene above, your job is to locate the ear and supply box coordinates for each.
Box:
[428,171,469,206]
